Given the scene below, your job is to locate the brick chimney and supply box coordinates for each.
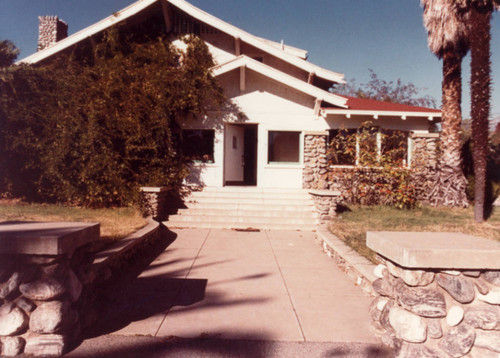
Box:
[37,16,68,51]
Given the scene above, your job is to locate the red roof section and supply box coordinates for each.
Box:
[325,96,441,113]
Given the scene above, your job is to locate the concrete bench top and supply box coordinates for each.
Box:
[366,231,500,270]
[308,190,341,197]
[0,222,100,255]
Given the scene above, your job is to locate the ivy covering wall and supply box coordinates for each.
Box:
[0,30,225,207]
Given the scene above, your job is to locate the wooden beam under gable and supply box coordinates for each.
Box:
[314,98,322,118]
[161,0,173,33]
[240,64,246,93]
[308,72,316,84]
[235,36,241,56]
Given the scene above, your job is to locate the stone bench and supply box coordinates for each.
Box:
[308,189,341,222]
[0,222,99,357]
[366,231,500,358]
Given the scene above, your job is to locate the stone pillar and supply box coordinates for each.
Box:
[308,189,341,223]
[410,133,439,203]
[303,132,329,189]
[0,222,98,357]
[140,187,170,221]
[38,16,68,52]
[367,231,500,358]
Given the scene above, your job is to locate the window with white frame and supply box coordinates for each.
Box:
[268,131,301,163]
[182,129,215,163]
[328,125,409,166]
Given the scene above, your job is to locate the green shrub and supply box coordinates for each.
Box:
[0,31,224,207]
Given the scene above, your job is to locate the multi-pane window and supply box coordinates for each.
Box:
[182,129,214,163]
[268,131,300,163]
[381,129,409,165]
[327,128,357,165]
[328,126,409,166]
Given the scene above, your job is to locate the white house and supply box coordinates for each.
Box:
[21,0,441,190]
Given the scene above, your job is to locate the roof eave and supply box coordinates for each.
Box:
[212,55,348,108]
[19,0,158,64]
[167,0,345,84]
[321,109,442,121]
[19,0,346,86]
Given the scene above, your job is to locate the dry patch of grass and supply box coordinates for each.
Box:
[330,205,500,263]
[0,200,147,242]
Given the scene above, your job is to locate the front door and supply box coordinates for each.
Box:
[224,124,257,186]
[224,124,245,184]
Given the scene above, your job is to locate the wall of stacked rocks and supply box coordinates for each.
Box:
[308,190,340,223]
[410,133,439,203]
[0,246,94,357]
[371,260,500,358]
[0,220,162,357]
[303,133,329,190]
[38,16,68,52]
[140,187,171,220]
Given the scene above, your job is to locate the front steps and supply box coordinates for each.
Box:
[165,187,319,231]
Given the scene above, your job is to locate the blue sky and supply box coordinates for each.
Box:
[1,0,499,124]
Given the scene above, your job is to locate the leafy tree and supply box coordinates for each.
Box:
[0,31,225,207]
[335,69,437,108]
[0,40,19,68]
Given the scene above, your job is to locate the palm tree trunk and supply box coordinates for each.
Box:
[430,51,468,207]
[470,6,491,222]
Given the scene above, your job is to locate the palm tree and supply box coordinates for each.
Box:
[421,0,469,207]
[467,0,499,222]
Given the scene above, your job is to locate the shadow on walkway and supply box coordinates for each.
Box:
[67,334,393,358]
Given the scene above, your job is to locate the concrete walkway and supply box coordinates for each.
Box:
[68,229,391,357]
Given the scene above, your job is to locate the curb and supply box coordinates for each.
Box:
[92,218,160,280]
[315,226,376,296]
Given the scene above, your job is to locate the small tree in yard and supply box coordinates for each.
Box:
[0,32,225,207]
[328,122,417,209]
[0,40,19,68]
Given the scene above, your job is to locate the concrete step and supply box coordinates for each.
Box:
[195,187,307,193]
[164,220,317,231]
[175,208,317,218]
[187,191,311,200]
[182,202,316,212]
[168,214,316,225]
[185,197,313,205]
[167,186,319,230]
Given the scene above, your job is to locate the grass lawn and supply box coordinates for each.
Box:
[0,200,147,245]
[330,205,500,263]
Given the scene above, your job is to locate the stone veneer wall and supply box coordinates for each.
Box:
[140,187,170,221]
[308,190,340,223]
[371,260,500,358]
[303,133,329,190]
[0,245,93,356]
[38,16,68,52]
[410,133,439,203]
[303,132,441,204]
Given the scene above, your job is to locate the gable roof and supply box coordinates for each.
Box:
[19,0,158,64]
[19,0,345,86]
[255,37,308,60]
[167,0,344,84]
[212,55,348,108]
[323,96,442,120]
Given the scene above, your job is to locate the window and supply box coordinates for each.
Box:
[182,129,214,163]
[381,129,409,165]
[328,125,409,167]
[328,128,357,165]
[268,131,300,163]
